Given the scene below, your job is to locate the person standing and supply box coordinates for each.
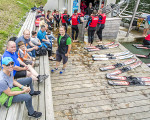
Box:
[51,26,72,74]
[61,9,70,32]
[143,15,150,37]
[54,11,60,28]
[45,10,54,30]
[85,3,94,16]
[68,9,82,42]
[80,0,87,15]
[85,10,99,46]
[96,9,106,44]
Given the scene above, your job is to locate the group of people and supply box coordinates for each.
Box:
[0,29,51,118]
[0,2,108,118]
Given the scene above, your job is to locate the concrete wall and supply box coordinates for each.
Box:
[44,0,66,13]
[79,17,122,40]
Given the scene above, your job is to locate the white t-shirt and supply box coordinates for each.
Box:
[30,37,39,45]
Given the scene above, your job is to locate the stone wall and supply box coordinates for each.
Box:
[78,17,122,40]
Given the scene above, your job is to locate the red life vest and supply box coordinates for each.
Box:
[35,18,40,27]
[89,16,99,27]
[61,14,68,23]
[145,34,150,41]
[72,14,79,25]
[98,13,106,24]
[52,12,56,16]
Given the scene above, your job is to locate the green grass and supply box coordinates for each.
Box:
[0,0,47,54]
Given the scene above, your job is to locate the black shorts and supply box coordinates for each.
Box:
[143,39,150,45]
[14,65,27,79]
[56,51,68,64]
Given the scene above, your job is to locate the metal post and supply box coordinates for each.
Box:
[99,0,102,9]
[58,0,59,11]
[126,0,140,37]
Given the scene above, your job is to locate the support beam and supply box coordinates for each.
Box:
[126,0,140,37]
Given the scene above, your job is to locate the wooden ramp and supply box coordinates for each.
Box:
[50,40,150,120]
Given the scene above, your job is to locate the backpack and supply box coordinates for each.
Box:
[0,87,22,108]
[36,46,47,56]
[9,37,18,42]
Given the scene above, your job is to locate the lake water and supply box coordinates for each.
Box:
[118,0,150,63]
[116,0,150,13]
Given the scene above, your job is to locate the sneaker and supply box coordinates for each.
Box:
[51,68,58,73]
[28,111,42,118]
[60,69,65,74]
[38,75,49,82]
[30,91,41,96]
[42,74,49,79]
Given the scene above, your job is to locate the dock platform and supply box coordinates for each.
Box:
[50,39,150,120]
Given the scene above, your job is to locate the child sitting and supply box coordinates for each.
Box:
[31,31,42,47]
[18,41,35,67]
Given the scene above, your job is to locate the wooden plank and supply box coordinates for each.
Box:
[44,54,55,120]
[17,103,25,120]
[26,12,35,30]
[6,103,20,120]
[29,12,36,32]
[0,106,8,120]
[18,11,32,37]
[30,59,40,120]
[38,56,45,120]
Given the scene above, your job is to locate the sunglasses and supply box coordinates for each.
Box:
[6,62,14,67]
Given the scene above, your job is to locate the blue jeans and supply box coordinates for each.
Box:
[43,41,52,47]
[47,34,56,47]
[27,45,36,58]
[47,34,56,41]
[12,77,35,115]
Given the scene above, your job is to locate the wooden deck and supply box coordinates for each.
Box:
[50,40,150,120]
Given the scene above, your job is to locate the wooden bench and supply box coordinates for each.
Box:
[23,54,55,120]
[22,13,55,120]
[0,10,37,120]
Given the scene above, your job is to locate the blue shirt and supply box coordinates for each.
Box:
[15,35,30,50]
[1,51,20,76]
[0,70,13,95]
[37,29,47,42]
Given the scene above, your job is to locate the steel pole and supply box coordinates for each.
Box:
[99,0,102,9]
[126,0,140,37]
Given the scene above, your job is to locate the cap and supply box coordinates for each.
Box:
[2,57,14,65]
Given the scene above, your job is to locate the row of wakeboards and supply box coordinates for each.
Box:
[85,42,150,86]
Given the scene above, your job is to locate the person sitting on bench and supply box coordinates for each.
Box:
[37,25,56,61]
[1,41,48,82]
[0,57,42,118]
[18,41,36,67]
[31,31,42,47]
[15,29,39,59]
